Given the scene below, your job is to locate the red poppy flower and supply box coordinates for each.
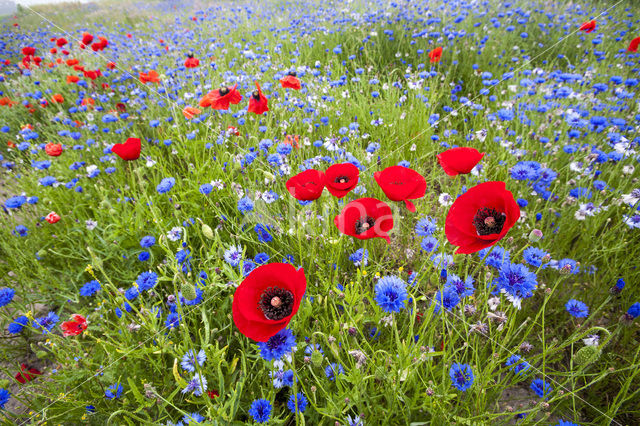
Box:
[15,364,41,384]
[207,390,219,399]
[334,197,394,243]
[429,47,443,63]
[83,69,101,80]
[45,143,62,156]
[184,54,200,68]
[111,137,141,161]
[199,85,243,110]
[628,37,640,52]
[374,166,426,212]
[445,181,520,254]
[91,37,108,52]
[324,163,359,198]
[437,147,485,176]
[61,314,88,336]
[51,94,64,103]
[50,48,57,54]
[232,263,306,342]
[81,33,94,47]
[286,169,326,201]
[106,61,116,69]
[45,211,60,224]
[21,46,35,56]
[139,70,160,84]
[56,38,68,47]
[280,72,301,90]
[66,75,79,84]
[579,20,596,33]
[248,81,269,115]
[66,58,79,66]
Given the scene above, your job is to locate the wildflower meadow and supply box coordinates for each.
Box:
[1,0,640,424]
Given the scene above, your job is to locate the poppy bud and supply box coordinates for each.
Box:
[180,281,197,301]
[573,346,600,366]
[201,224,214,239]
[311,350,323,367]
[528,229,543,243]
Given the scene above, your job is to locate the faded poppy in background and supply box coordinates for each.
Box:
[579,20,596,33]
[139,70,160,84]
[56,37,67,47]
[199,84,243,110]
[80,33,94,47]
[286,169,325,201]
[437,147,485,176]
[334,197,394,243]
[429,47,442,63]
[232,263,306,342]
[374,166,426,212]
[248,81,269,115]
[111,137,141,161]
[184,54,200,68]
[61,314,88,336]
[324,163,359,198]
[21,46,35,56]
[51,94,64,104]
[445,181,520,254]
[15,364,41,384]
[280,71,301,90]
[182,106,201,119]
[45,143,63,157]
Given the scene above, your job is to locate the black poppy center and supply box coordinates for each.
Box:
[335,175,350,184]
[219,87,229,96]
[473,207,506,236]
[187,53,194,58]
[252,90,261,100]
[258,287,294,321]
[355,216,376,234]
[287,71,297,77]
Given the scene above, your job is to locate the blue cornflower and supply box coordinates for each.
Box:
[140,235,155,248]
[420,237,439,253]
[136,271,158,291]
[239,258,256,276]
[105,383,123,399]
[182,412,205,424]
[530,378,552,399]
[80,280,101,296]
[555,420,580,426]
[34,312,59,334]
[449,363,474,391]
[237,197,254,214]
[627,303,640,319]
[255,252,270,264]
[5,195,27,209]
[0,288,15,307]
[124,287,139,301]
[8,315,29,334]
[156,177,176,194]
[557,258,579,274]
[13,225,28,237]
[445,274,475,298]
[287,392,308,413]
[430,253,454,269]
[0,389,10,409]
[138,251,150,261]
[305,344,323,356]
[325,363,344,381]
[166,312,181,330]
[614,279,625,292]
[271,368,295,388]
[495,263,537,302]
[257,328,296,361]
[182,373,207,396]
[433,287,461,314]
[565,299,589,318]
[415,217,437,236]
[505,355,530,376]
[374,276,408,313]
[199,183,213,195]
[348,248,368,267]
[249,399,272,423]
[478,246,510,268]
[522,247,548,268]
[224,245,243,267]
[254,224,273,243]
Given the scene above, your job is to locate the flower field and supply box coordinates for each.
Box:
[1,0,639,424]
